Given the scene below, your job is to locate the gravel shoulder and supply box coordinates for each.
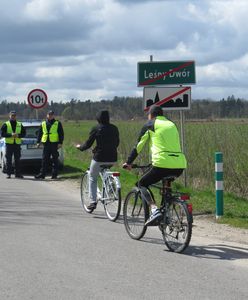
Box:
[193,215,248,246]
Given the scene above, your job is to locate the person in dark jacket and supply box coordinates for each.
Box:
[0,111,26,178]
[35,110,64,179]
[76,110,119,210]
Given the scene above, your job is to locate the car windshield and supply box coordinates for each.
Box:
[25,126,40,138]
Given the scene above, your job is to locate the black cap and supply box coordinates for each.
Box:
[10,111,16,115]
[47,110,54,115]
[148,105,163,116]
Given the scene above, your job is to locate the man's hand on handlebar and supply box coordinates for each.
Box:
[122,162,132,171]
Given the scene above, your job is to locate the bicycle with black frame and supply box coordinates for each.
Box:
[123,164,193,253]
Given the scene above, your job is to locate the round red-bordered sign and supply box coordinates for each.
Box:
[27,89,48,109]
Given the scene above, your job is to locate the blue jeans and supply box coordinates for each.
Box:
[89,159,115,203]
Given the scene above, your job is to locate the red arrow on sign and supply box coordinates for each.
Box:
[144,86,190,112]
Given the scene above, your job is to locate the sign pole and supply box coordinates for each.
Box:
[179,110,187,187]
[35,109,39,120]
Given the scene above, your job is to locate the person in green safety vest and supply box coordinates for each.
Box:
[123,105,187,226]
[0,111,26,179]
[35,110,64,179]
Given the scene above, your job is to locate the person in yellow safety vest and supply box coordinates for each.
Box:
[35,110,64,179]
[0,111,26,179]
[123,105,187,226]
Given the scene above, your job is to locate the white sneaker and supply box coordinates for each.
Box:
[145,208,162,226]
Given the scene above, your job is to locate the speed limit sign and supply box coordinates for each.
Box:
[27,89,48,109]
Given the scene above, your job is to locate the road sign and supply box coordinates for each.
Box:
[138,60,195,86]
[27,89,48,109]
[143,86,191,111]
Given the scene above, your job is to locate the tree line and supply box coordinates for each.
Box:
[0,95,247,120]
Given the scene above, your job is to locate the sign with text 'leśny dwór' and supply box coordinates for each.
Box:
[143,86,191,111]
[138,60,195,86]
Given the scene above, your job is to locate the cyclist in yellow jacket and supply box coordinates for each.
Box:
[123,105,187,226]
[35,110,64,179]
[0,111,26,179]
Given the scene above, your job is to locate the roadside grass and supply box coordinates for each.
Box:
[60,120,248,229]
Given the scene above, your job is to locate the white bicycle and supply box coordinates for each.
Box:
[80,165,121,222]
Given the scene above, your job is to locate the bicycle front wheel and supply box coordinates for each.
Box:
[103,176,121,222]
[160,200,192,253]
[80,172,93,213]
[123,188,149,240]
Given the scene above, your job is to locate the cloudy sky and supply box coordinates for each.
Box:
[0,0,248,103]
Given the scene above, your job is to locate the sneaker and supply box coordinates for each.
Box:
[87,202,97,210]
[6,174,11,179]
[35,173,45,179]
[145,208,162,226]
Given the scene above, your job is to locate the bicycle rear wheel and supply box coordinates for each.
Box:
[160,199,192,253]
[123,188,149,240]
[103,176,121,222]
[80,172,93,213]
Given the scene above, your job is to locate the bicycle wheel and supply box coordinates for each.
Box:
[123,188,149,240]
[103,175,121,222]
[80,172,93,213]
[160,199,192,253]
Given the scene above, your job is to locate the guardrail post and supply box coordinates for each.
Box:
[215,152,223,219]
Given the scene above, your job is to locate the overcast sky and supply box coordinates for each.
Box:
[0,0,248,103]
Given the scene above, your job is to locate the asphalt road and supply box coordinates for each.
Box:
[0,172,247,300]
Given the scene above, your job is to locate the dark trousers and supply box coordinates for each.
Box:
[40,143,59,176]
[138,166,184,205]
[6,144,21,176]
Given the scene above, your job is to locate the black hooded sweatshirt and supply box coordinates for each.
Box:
[79,111,119,162]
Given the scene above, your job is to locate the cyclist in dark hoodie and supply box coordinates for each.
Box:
[76,110,119,210]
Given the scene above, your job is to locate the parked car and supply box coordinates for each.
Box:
[0,120,64,173]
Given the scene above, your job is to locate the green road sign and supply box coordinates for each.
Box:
[138,60,196,86]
